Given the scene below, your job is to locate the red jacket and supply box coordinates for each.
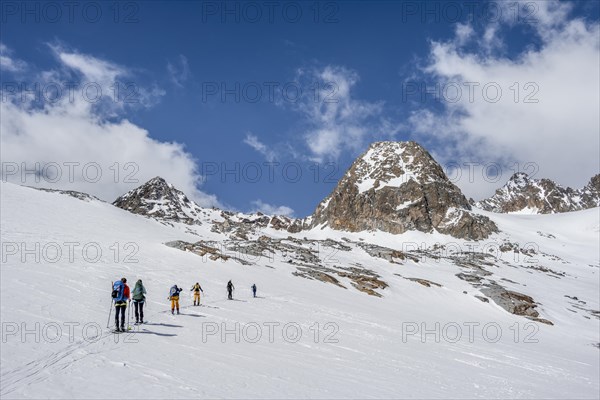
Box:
[123,284,130,300]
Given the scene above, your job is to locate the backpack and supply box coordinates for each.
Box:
[132,284,145,301]
[169,286,179,297]
[112,281,123,300]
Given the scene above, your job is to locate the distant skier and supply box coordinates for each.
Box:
[168,284,183,314]
[112,278,130,332]
[132,279,146,324]
[190,282,204,306]
[251,283,257,298]
[227,280,235,300]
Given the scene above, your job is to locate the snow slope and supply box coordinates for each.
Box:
[1,182,599,399]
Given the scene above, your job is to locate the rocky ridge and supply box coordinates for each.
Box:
[476,172,600,214]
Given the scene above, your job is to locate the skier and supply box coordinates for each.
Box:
[190,282,204,306]
[251,283,257,298]
[168,284,183,314]
[112,278,130,332]
[132,279,146,324]
[227,280,235,300]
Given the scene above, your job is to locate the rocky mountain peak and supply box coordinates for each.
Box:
[113,176,205,225]
[506,172,530,188]
[350,141,450,191]
[476,173,600,214]
[579,174,600,205]
[310,141,498,240]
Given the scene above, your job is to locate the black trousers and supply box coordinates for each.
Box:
[115,303,126,328]
[134,301,144,322]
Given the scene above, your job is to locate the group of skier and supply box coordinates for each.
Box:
[111,278,258,332]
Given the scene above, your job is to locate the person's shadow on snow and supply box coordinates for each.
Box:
[135,329,177,337]
[144,323,183,328]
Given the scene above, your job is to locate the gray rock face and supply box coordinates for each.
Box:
[309,141,498,240]
[476,173,600,214]
[113,177,206,225]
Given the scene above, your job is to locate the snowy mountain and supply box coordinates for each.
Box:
[476,172,600,214]
[113,177,305,238]
[1,179,599,398]
[114,142,500,240]
[310,141,498,239]
[112,176,212,225]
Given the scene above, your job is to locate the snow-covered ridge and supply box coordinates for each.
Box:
[113,177,308,237]
[477,172,600,214]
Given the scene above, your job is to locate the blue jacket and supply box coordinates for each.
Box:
[113,280,128,302]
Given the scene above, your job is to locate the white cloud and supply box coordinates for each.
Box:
[454,23,474,46]
[412,0,600,199]
[48,44,165,112]
[243,133,276,162]
[250,200,294,217]
[56,49,124,83]
[0,47,219,207]
[167,55,190,88]
[293,65,399,162]
[0,43,27,72]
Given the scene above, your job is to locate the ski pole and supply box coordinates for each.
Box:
[106,298,113,328]
[107,281,114,328]
[127,300,131,330]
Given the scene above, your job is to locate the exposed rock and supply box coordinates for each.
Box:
[436,208,499,240]
[356,242,417,263]
[409,278,442,288]
[30,187,102,202]
[165,240,252,265]
[525,265,566,278]
[456,273,483,284]
[527,317,554,326]
[269,215,307,233]
[480,283,541,318]
[537,231,556,239]
[396,275,442,288]
[293,263,387,296]
[293,268,346,288]
[166,236,388,297]
[309,141,498,240]
[476,172,600,214]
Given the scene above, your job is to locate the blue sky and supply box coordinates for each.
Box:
[1,1,599,216]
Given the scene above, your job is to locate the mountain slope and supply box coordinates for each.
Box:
[1,181,599,399]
